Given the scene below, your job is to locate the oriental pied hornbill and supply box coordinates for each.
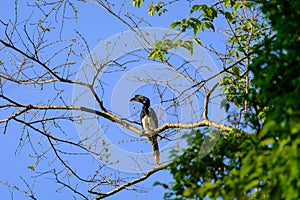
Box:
[130,95,160,165]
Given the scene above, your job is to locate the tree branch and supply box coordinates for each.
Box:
[203,82,220,120]
[90,163,169,199]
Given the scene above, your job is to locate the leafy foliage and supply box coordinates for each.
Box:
[148,2,167,16]
[170,4,217,35]
[164,129,256,199]
[130,0,144,8]
[149,39,194,61]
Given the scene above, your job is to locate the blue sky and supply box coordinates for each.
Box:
[0,1,227,199]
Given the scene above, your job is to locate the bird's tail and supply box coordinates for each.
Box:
[150,136,160,166]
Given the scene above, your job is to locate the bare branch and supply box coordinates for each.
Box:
[90,163,169,199]
[203,82,220,120]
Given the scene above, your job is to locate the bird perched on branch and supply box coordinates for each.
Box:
[130,94,160,166]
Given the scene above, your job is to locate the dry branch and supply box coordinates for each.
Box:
[90,163,169,199]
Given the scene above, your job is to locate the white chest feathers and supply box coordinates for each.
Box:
[141,108,158,134]
[142,115,156,131]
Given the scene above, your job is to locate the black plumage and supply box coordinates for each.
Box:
[130,95,160,166]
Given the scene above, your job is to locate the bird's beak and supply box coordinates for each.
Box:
[130,97,136,102]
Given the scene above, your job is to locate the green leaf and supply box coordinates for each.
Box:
[27,165,35,171]
[233,1,242,10]
[153,181,169,189]
[189,17,201,24]
[131,0,143,7]
[260,137,275,146]
[174,40,183,48]
[203,21,215,31]
[170,20,181,30]
[190,5,200,14]
[181,41,194,54]
[193,37,202,45]
[232,66,240,75]
[221,99,230,112]
[147,2,167,16]
[224,11,233,21]
[183,188,192,197]
[153,181,162,186]
[224,0,229,8]
[189,18,201,35]
[244,179,259,192]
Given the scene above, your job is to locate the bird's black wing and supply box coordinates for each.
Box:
[149,108,160,165]
[149,108,158,130]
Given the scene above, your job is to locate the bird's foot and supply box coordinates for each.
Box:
[141,130,150,137]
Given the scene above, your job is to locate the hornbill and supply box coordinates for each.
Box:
[130,95,160,165]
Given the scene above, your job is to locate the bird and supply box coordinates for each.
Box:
[130,94,160,166]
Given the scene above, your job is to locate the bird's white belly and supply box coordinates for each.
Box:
[142,116,155,132]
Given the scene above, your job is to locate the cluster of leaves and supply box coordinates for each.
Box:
[170,4,217,35]
[130,0,144,8]
[221,66,247,108]
[251,0,300,123]
[148,2,167,16]
[166,129,300,199]
[131,0,167,16]
[246,0,300,197]
[164,129,256,199]
[149,39,193,61]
